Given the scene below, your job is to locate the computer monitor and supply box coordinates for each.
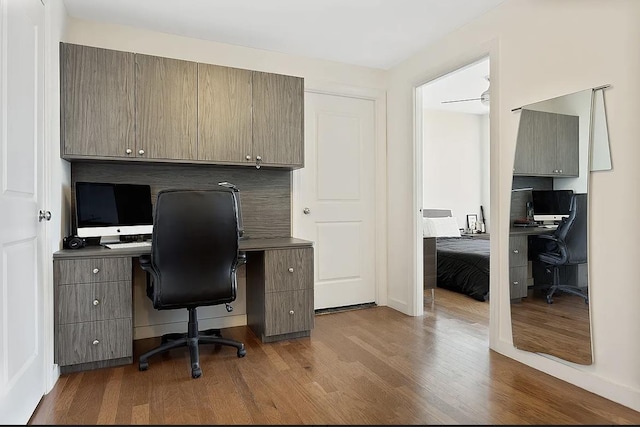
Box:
[75,182,153,243]
[532,189,574,223]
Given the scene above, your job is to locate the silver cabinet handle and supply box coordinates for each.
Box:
[38,210,51,222]
[138,149,145,155]
[92,268,99,274]
[559,169,563,173]
[126,148,132,154]
[92,339,100,345]
[513,249,519,254]
[288,267,294,273]
[513,281,519,285]
[256,155,262,161]
[245,155,251,160]
[289,310,294,315]
[93,299,100,306]
[303,207,311,215]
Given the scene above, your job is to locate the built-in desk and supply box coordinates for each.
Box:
[509,227,554,300]
[53,237,314,373]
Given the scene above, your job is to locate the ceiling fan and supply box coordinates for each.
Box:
[441,75,490,106]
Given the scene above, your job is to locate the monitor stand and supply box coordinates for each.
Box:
[99,235,121,245]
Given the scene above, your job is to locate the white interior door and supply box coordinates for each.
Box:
[294,92,376,310]
[0,0,46,423]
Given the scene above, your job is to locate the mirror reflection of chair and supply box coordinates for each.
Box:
[138,188,247,379]
[535,193,588,304]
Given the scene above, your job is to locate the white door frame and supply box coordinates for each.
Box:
[295,81,387,306]
[411,41,502,349]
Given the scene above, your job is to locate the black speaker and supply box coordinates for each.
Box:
[63,235,86,250]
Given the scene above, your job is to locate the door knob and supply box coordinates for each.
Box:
[38,210,51,221]
[303,208,311,215]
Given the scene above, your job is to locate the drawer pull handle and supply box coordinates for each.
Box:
[92,339,100,346]
[512,249,519,254]
[288,267,294,273]
[289,310,294,315]
[125,148,132,154]
[93,299,100,306]
[138,149,145,155]
[92,268,100,274]
[513,281,519,285]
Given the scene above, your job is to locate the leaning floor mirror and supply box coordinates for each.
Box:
[509,85,611,365]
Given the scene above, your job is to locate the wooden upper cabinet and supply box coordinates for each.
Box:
[252,72,304,168]
[514,109,578,177]
[555,113,579,176]
[135,54,197,161]
[198,64,253,163]
[61,43,135,158]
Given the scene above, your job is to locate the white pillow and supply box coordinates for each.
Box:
[423,216,461,238]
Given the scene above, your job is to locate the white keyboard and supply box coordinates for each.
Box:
[104,241,152,249]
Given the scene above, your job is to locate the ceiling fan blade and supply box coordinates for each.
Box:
[441,98,482,104]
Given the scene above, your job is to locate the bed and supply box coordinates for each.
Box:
[423,209,490,301]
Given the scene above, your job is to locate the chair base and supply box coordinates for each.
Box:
[537,265,588,305]
[139,307,246,378]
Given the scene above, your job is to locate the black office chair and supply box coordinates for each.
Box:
[138,189,246,379]
[536,193,588,304]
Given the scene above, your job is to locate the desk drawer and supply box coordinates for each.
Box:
[57,281,132,324]
[57,318,132,366]
[264,289,313,336]
[509,236,528,267]
[56,257,131,284]
[264,248,313,293]
[510,266,528,299]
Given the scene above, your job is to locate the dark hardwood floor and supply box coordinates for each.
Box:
[30,288,640,424]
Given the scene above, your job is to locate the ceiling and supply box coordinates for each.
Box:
[62,0,506,70]
[421,58,490,115]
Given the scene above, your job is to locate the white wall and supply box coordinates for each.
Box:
[422,110,486,231]
[61,17,387,339]
[44,0,69,392]
[387,0,640,412]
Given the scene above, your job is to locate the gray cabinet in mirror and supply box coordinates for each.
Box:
[509,87,600,365]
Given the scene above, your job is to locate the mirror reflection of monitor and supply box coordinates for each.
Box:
[532,189,573,223]
[75,182,153,244]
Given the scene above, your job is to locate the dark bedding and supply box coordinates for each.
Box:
[436,236,490,301]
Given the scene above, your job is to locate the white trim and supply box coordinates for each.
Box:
[411,41,500,328]
[300,79,387,307]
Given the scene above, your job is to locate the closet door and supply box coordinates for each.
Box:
[198,64,253,164]
[135,54,197,161]
[61,43,135,158]
[252,71,304,168]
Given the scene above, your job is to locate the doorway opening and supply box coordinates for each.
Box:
[416,56,491,320]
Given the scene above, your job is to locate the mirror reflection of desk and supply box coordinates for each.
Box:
[53,237,314,374]
[509,227,554,300]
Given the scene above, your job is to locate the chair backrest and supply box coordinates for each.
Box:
[553,193,588,265]
[149,189,241,309]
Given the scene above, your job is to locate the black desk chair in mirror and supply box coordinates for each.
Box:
[139,188,246,379]
[534,193,588,304]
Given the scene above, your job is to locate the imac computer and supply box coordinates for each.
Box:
[532,189,573,224]
[75,182,153,245]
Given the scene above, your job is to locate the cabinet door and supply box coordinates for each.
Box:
[198,64,253,163]
[252,72,304,167]
[555,113,579,176]
[135,54,197,160]
[514,109,556,176]
[61,43,135,158]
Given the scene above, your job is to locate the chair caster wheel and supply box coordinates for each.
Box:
[237,348,246,358]
[139,361,149,371]
[546,296,553,304]
[192,368,202,378]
